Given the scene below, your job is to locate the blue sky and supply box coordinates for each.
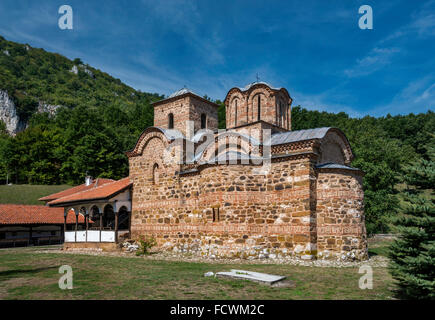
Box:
[0,0,434,117]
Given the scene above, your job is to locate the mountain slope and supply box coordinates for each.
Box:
[0,35,162,134]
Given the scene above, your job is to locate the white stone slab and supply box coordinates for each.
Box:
[216,269,286,285]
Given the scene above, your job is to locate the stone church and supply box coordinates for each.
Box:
[43,82,367,261]
[126,82,368,261]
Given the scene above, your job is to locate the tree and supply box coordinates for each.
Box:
[388,143,435,299]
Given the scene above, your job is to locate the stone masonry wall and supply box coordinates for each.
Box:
[315,169,368,260]
[130,149,320,259]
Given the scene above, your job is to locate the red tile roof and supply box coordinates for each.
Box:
[0,205,87,225]
[38,178,114,202]
[48,177,132,206]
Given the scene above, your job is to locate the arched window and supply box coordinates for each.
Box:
[89,206,100,229]
[103,204,115,229]
[153,163,159,185]
[201,113,207,129]
[257,95,261,121]
[168,113,174,129]
[118,206,129,230]
[234,99,238,126]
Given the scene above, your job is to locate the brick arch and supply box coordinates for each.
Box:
[319,129,354,165]
[126,127,171,157]
[198,131,258,164]
[224,87,243,105]
[245,83,275,98]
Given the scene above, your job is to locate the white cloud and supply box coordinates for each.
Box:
[140,0,226,65]
[382,1,435,42]
[344,47,400,78]
[291,90,364,118]
[370,76,435,116]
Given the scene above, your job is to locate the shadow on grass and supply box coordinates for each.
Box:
[368,250,378,257]
[0,266,58,279]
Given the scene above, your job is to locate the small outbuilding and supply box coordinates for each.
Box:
[0,204,87,248]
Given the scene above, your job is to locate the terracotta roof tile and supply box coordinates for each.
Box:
[48,177,132,206]
[0,205,87,225]
[38,178,114,201]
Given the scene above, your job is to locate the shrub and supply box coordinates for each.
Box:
[135,235,157,256]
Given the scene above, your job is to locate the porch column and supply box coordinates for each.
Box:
[115,210,119,243]
[85,213,89,242]
[128,211,132,239]
[63,209,67,242]
[75,211,78,242]
[99,213,103,242]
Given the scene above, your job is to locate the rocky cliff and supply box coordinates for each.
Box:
[0,89,62,135]
[0,90,26,135]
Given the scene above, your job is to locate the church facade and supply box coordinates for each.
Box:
[126,82,368,261]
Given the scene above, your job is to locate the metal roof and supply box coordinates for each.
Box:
[203,151,262,164]
[239,81,280,91]
[168,87,199,98]
[270,127,331,145]
[315,163,359,171]
[158,127,185,140]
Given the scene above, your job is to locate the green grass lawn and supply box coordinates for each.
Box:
[0,241,396,300]
[0,184,72,205]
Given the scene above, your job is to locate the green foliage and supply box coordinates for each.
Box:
[0,36,162,185]
[216,99,226,129]
[388,145,435,299]
[135,235,157,256]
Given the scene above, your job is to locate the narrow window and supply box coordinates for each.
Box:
[201,113,207,129]
[168,113,174,129]
[153,163,159,185]
[235,100,238,126]
[257,95,261,121]
[212,208,220,222]
[275,103,278,124]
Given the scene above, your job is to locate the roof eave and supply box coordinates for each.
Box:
[48,184,132,207]
[152,92,219,108]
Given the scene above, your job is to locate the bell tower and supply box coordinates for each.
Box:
[224,82,292,131]
[152,88,219,137]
